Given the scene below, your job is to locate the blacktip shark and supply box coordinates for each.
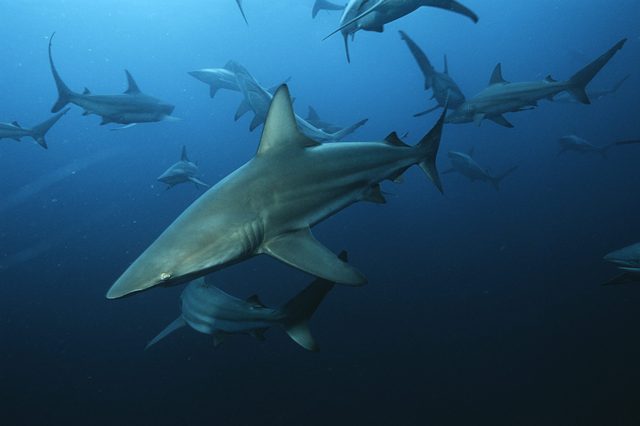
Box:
[313,0,346,18]
[229,62,368,141]
[305,106,343,133]
[399,30,465,116]
[0,108,69,149]
[445,38,627,128]
[557,135,616,158]
[48,33,176,128]
[146,251,348,351]
[157,146,209,189]
[325,0,478,63]
[554,75,630,104]
[603,243,640,285]
[106,84,445,299]
[443,148,518,191]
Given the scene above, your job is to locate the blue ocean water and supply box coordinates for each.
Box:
[1,1,640,424]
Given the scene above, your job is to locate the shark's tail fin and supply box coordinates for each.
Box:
[48,33,76,113]
[328,118,368,140]
[312,0,344,18]
[567,38,627,104]
[145,317,187,350]
[399,31,435,90]
[279,252,345,351]
[416,107,447,194]
[30,108,70,149]
[489,165,519,191]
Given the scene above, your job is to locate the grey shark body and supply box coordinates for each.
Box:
[48,34,175,126]
[157,146,209,189]
[554,75,630,104]
[399,30,465,116]
[305,106,343,133]
[229,62,367,141]
[0,108,69,149]
[444,149,517,191]
[327,0,478,62]
[604,243,640,285]
[106,84,445,299]
[557,135,615,158]
[313,0,346,18]
[146,251,346,351]
[188,64,239,98]
[446,39,627,128]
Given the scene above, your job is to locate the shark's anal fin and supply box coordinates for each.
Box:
[363,184,386,204]
[246,295,266,308]
[261,228,366,286]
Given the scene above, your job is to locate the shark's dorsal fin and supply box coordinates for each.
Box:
[181,145,189,161]
[83,87,91,95]
[261,227,366,285]
[384,132,408,147]
[246,295,266,308]
[124,70,141,94]
[544,75,557,83]
[11,121,21,128]
[223,60,235,70]
[489,63,508,85]
[443,54,449,75]
[257,85,318,156]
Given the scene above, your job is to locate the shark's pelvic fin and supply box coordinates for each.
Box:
[145,317,186,350]
[257,85,319,155]
[487,114,514,128]
[261,228,366,286]
[124,70,142,94]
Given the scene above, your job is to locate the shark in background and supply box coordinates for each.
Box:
[553,75,630,104]
[48,33,176,128]
[399,30,465,116]
[146,251,348,351]
[603,243,640,285]
[445,38,627,128]
[313,0,346,18]
[443,148,518,191]
[305,106,345,133]
[0,108,69,149]
[106,85,445,299]
[229,62,368,141]
[557,135,617,158]
[157,146,210,189]
[326,0,478,62]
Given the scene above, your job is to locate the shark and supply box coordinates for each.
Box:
[399,30,465,116]
[313,0,346,18]
[557,135,616,158]
[106,84,445,299]
[603,243,640,285]
[235,0,248,24]
[146,251,348,351]
[188,63,240,98]
[553,75,630,104]
[157,146,210,189]
[305,106,343,133]
[445,38,627,128]
[48,33,176,127]
[229,62,368,141]
[0,108,69,149]
[443,148,518,191]
[325,0,478,63]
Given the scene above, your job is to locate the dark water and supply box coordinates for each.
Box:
[1,1,640,425]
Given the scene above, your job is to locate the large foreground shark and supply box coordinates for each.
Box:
[48,33,175,127]
[445,38,627,128]
[106,84,445,299]
[146,251,347,351]
[0,108,69,149]
[326,0,478,62]
[557,135,616,158]
[399,30,465,116]
[603,243,640,285]
[443,148,518,191]
[229,62,368,141]
[157,146,210,189]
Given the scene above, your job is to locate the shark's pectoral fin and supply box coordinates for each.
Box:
[209,85,218,98]
[109,123,138,131]
[487,115,514,128]
[472,113,485,126]
[145,317,186,350]
[368,25,384,33]
[261,228,366,286]
[188,176,210,189]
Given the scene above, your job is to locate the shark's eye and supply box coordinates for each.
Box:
[160,272,172,281]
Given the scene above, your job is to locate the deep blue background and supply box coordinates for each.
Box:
[1,1,640,425]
